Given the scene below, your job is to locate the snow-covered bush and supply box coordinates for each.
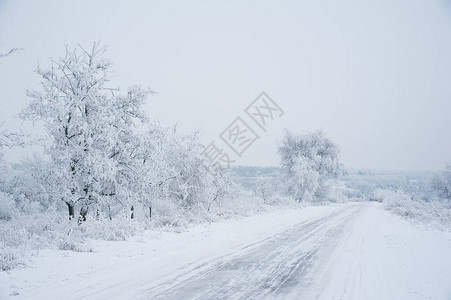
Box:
[0,208,150,271]
[375,188,451,231]
[126,124,236,219]
[249,171,289,205]
[0,128,24,221]
[431,164,451,204]
[0,124,22,188]
[278,130,342,202]
[324,180,349,203]
[0,191,15,221]
[1,155,61,213]
[251,175,277,204]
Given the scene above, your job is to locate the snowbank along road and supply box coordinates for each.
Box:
[1,202,450,300]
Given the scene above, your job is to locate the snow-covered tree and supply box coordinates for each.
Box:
[96,121,235,219]
[136,125,233,215]
[250,171,286,204]
[20,43,151,221]
[17,42,236,223]
[278,130,341,202]
[205,167,234,211]
[431,163,451,205]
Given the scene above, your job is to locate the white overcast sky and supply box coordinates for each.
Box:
[0,0,450,171]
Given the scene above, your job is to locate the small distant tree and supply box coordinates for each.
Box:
[20,43,151,221]
[250,171,286,204]
[206,167,234,211]
[278,130,341,202]
[431,163,451,205]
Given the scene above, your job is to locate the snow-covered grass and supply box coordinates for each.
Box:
[0,210,145,271]
[373,188,451,231]
[0,193,282,272]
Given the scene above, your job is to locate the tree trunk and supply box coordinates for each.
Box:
[149,206,152,219]
[207,195,218,212]
[78,206,88,224]
[130,206,134,219]
[67,202,75,220]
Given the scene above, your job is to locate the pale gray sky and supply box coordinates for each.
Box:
[0,0,450,171]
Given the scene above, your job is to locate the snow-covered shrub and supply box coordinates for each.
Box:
[251,176,277,204]
[0,209,150,270]
[208,194,266,217]
[0,211,61,270]
[341,169,432,201]
[249,171,292,205]
[431,164,451,204]
[0,191,15,221]
[324,180,349,203]
[126,124,237,221]
[376,189,451,231]
[278,130,342,202]
[1,155,60,213]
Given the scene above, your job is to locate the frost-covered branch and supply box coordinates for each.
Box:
[0,47,23,59]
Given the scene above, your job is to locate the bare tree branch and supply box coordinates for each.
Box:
[0,48,24,59]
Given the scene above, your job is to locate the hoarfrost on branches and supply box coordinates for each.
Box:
[278,130,342,202]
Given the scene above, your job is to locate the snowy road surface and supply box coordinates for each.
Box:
[1,202,450,299]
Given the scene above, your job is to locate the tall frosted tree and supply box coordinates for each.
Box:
[21,43,151,220]
[278,130,341,202]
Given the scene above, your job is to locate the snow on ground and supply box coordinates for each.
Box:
[0,202,450,300]
[299,203,451,300]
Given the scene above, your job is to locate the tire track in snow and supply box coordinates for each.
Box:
[144,205,363,300]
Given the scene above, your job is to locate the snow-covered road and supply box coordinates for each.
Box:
[1,202,450,300]
[148,205,360,300]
